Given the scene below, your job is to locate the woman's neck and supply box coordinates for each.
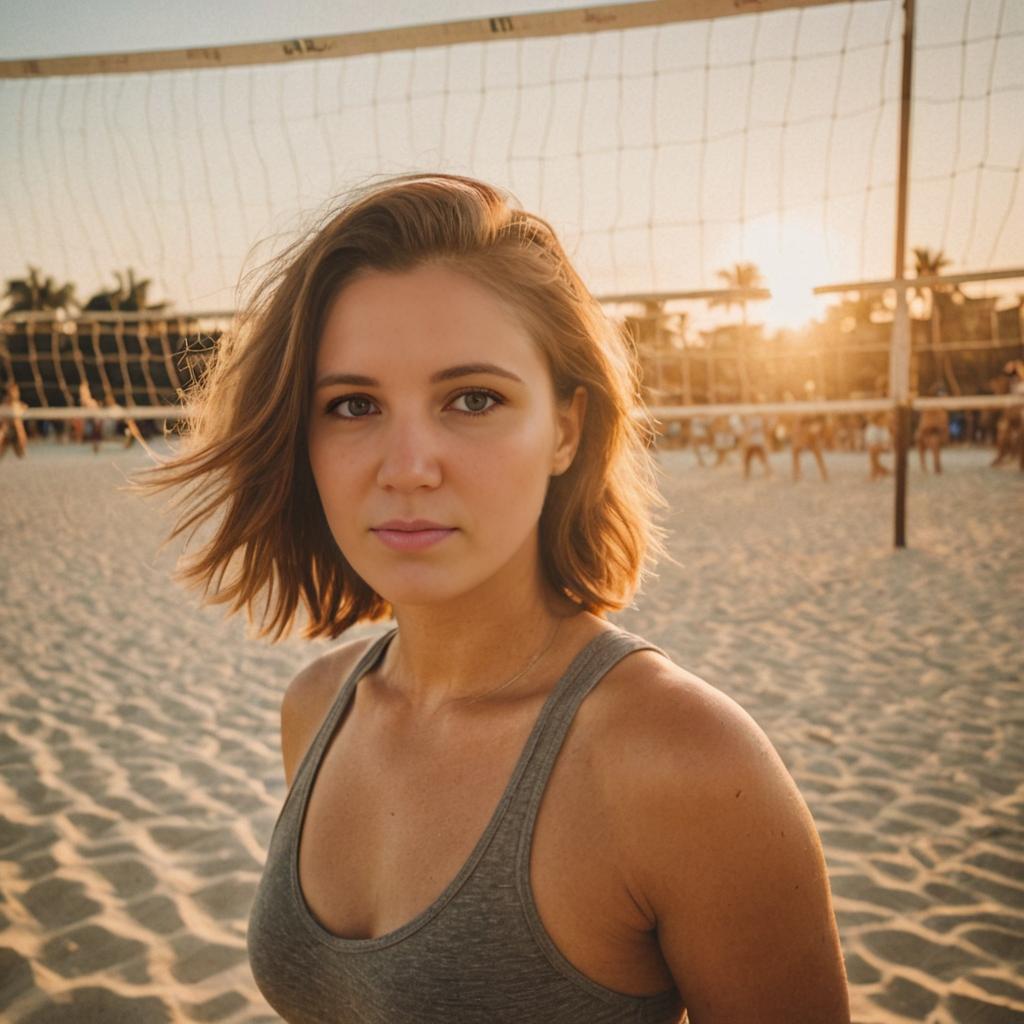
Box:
[376,581,586,716]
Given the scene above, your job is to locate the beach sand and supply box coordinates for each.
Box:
[0,440,1021,1023]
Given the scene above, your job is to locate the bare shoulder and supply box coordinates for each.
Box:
[279,630,386,789]
[586,649,779,827]
[590,647,850,1022]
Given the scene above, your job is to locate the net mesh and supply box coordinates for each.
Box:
[0,0,1022,417]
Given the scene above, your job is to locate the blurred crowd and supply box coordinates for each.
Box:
[1,381,155,459]
[654,360,1024,480]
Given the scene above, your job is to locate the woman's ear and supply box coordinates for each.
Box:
[551,386,587,476]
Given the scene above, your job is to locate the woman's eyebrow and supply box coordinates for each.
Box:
[432,362,523,384]
[314,363,524,390]
[314,372,378,389]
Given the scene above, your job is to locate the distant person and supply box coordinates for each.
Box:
[991,360,1024,470]
[948,409,966,445]
[991,411,1020,467]
[741,411,772,479]
[790,412,829,482]
[98,393,141,449]
[68,389,86,444]
[915,402,949,474]
[689,414,712,467]
[711,414,735,467]
[657,418,684,450]
[843,414,865,453]
[0,383,28,459]
[864,411,892,480]
[75,381,102,452]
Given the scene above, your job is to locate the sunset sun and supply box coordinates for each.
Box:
[741,217,833,332]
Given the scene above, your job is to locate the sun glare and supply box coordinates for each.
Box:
[763,271,829,333]
[740,218,834,332]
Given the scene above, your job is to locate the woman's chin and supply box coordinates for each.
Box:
[378,592,463,613]
[367,576,474,610]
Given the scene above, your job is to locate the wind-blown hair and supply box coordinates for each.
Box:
[135,173,665,640]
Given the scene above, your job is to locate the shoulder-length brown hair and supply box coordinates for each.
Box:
[135,173,665,640]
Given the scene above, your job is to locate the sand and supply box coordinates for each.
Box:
[0,439,1021,1023]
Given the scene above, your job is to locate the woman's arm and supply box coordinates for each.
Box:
[606,668,851,1023]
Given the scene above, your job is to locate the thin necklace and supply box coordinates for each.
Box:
[425,617,564,710]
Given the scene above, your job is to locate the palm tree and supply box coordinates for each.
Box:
[707,262,766,404]
[708,261,766,326]
[84,268,166,313]
[912,247,961,395]
[3,266,76,315]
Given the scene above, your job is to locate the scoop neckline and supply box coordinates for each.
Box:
[289,624,620,951]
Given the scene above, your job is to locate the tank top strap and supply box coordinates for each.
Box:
[286,626,398,817]
[507,626,667,846]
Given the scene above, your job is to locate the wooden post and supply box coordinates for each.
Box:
[892,0,915,549]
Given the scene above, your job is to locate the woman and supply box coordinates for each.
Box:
[139,174,849,1023]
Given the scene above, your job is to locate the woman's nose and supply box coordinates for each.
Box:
[375,416,443,492]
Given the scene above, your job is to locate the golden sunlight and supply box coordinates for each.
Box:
[742,217,833,332]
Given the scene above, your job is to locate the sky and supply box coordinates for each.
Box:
[1,0,1022,326]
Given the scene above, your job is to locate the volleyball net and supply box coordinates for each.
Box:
[1,0,1022,429]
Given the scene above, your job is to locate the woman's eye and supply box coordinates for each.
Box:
[450,390,501,415]
[330,395,378,418]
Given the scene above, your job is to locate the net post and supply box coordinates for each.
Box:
[890,285,912,549]
[892,0,916,550]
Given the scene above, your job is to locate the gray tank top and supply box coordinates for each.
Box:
[247,625,686,1024]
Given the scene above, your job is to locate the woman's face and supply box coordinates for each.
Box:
[307,262,585,610]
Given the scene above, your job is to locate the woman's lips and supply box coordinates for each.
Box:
[371,527,457,551]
